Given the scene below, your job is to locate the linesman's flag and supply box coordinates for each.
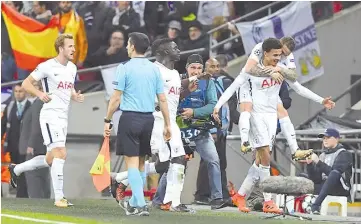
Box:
[1,2,59,71]
[90,137,111,192]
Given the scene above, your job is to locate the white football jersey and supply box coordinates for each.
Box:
[31,58,77,118]
[249,42,296,69]
[153,62,181,120]
[248,61,289,113]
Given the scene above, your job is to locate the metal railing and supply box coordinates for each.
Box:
[227,129,361,144]
[0,47,205,88]
[208,1,282,54]
[296,77,361,129]
[208,1,356,56]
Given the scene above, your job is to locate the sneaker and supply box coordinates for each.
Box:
[311,204,320,215]
[137,205,150,216]
[8,164,18,188]
[292,149,313,161]
[54,198,74,208]
[194,197,210,205]
[263,200,283,214]
[170,204,196,213]
[160,202,171,211]
[116,183,127,202]
[240,142,252,154]
[210,198,229,210]
[119,200,138,216]
[232,194,250,213]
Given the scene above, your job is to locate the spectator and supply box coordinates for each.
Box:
[197,1,231,30]
[19,81,51,199]
[1,84,31,198]
[181,21,209,64]
[57,1,88,67]
[2,1,30,81]
[155,20,183,50]
[88,29,129,67]
[4,1,23,12]
[108,1,141,37]
[78,1,115,65]
[166,1,199,39]
[242,2,271,22]
[29,1,52,24]
[299,128,354,214]
[131,1,146,32]
[210,17,244,60]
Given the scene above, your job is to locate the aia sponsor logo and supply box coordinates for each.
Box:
[57,81,73,89]
[261,79,281,88]
[168,86,181,95]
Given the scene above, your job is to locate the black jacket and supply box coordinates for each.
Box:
[279,81,292,109]
[307,144,353,186]
[18,99,46,156]
[78,2,115,58]
[88,46,129,67]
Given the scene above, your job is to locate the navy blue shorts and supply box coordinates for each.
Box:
[116,111,154,157]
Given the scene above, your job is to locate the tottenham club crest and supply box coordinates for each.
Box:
[252,23,263,44]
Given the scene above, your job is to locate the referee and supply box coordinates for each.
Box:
[104,32,171,216]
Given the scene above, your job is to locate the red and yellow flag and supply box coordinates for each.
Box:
[1,3,59,70]
[90,137,111,192]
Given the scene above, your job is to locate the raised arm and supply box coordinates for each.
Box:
[286,80,323,104]
[215,73,248,110]
[286,80,335,109]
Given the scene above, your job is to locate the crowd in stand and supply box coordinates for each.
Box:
[1,2,357,213]
[2,1,356,83]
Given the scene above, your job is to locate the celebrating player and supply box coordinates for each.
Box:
[214,36,335,160]
[214,38,335,213]
[8,34,84,207]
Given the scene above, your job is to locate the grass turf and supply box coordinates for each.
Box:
[1,198,336,224]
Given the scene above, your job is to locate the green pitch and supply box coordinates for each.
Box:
[1,198,335,224]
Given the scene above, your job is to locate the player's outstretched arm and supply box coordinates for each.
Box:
[286,80,335,109]
[214,74,247,110]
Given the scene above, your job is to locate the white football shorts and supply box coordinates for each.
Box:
[150,117,185,162]
[249,112,277,151]
[40,115,68,151]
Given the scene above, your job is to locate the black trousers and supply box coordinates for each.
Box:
[313,170,349,206]
[194,133,230,200]
[16,154,28,198]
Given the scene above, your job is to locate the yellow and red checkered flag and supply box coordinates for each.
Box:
[90,137,111,192]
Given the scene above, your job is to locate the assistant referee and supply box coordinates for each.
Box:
[103,32,171,216]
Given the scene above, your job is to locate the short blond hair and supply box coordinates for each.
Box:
[54,34,74,53]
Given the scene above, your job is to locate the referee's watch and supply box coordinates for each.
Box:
[104,117,112,123]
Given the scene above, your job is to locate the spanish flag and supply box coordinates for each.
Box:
[90,137,111,192]
[1,3,59,71]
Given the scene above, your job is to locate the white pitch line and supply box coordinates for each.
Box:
[1,214,76,224]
